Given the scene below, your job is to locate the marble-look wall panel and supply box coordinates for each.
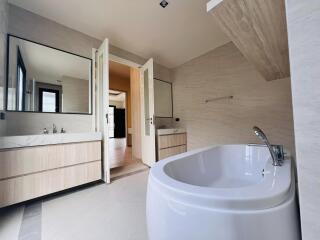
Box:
[172,42,295,153]
[286,0,320,239]
[0,0,8,136]
[6,4,172,136]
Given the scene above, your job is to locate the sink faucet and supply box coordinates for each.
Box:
[252,126,284,166]
[53,124,57,134]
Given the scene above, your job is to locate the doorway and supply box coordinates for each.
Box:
[108,90,129,168]
[108,60,148,179]
[95,39,156,183]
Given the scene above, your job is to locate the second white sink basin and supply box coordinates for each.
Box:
[157,128,186,136]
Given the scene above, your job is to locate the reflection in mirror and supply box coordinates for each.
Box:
[6,35,92,114]
[154,79,173,118]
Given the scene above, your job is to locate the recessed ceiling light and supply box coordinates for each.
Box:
[160,0,169,8]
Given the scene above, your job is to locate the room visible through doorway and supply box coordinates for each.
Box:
[108,60,148,179]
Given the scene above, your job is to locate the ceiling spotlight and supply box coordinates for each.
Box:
[160,0,169,8]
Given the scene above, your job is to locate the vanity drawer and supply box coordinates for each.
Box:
[0,141,101,180]
[0,161,101,208]
[159,145,187,160]
[158,133,187,149]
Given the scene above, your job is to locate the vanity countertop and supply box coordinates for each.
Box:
[0,132,102,150]
[157,128,186,136]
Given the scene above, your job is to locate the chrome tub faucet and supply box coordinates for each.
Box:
[253,126,284,166]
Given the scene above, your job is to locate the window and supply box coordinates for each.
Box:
[39,88,60,112]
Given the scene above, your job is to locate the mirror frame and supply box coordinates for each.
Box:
[5,34,93,115]
[154,78,173,118]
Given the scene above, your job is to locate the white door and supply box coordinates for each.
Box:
[96,39,110,183]
[140,59,156,167]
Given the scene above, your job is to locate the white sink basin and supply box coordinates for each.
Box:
[0,132,102,150]
[157,128,186,136]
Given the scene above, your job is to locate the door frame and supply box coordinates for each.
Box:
[109,54,141,69]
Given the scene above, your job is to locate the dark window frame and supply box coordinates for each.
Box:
[16,47,27,111]
[39,88,60,113]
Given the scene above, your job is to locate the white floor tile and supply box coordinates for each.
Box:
[41,171,149,240]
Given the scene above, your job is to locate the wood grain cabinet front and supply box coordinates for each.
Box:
[158,133,187,149]
[157,133,187,160]
[0,141,102,207]
[159,145,187,160]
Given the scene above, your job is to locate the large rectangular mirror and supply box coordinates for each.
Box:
[154,79,173,118]
[6,35,92,114]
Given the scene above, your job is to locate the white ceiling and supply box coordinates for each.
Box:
[8,0,230,68]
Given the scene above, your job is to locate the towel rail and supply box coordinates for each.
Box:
[205,95,233,103]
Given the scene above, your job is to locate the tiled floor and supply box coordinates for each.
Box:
[0,171,149,240]
[111,162,149,180]
[109,138,134,167]
[109,137,149,180]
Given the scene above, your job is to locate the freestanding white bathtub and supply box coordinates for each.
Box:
[147,145,300,240]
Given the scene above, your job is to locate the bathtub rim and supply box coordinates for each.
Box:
[149,144,293,210]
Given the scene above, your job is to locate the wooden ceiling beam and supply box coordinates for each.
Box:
[208,0,290,81]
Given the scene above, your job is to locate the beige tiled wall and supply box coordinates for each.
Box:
[172,42,295,154]
[286,0,320,239]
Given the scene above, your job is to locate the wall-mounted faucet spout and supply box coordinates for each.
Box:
[253,126,283,166]
[53,124,57,134]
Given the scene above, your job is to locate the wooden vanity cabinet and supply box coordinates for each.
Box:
[157,133,187,160]
[0,141,101,207]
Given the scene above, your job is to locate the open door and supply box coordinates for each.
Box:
[96,39,110,183]
[140,59,156,167]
